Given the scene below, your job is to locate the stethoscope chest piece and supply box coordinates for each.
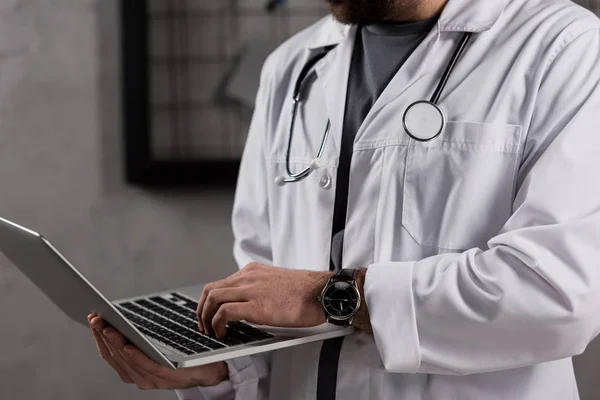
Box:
[403,100,446,142]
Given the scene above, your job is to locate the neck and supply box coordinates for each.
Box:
[386,0,448,22]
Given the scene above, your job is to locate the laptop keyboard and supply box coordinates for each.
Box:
[115,292,274,356]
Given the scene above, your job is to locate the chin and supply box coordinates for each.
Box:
[325,0,394,25]
[327,2,353,24]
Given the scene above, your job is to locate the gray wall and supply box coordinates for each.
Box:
[0,1,599,399]
[0,1,237,399]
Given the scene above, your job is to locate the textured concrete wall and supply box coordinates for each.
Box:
[0,1,599,399]
[0,1,237,399]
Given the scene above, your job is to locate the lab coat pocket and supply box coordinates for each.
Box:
[402,121,523,250]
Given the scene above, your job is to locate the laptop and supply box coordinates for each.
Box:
[0,217,353,369]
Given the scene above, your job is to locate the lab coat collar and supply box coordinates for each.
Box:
[438,0,510,32]
[306,15,351,50]
[306,0,510,50]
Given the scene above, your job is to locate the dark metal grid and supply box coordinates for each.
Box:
[147,1,328,162]
[122,0,328,186]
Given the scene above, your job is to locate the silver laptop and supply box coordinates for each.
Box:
[0,217,353,369]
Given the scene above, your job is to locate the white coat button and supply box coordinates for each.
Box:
[319,173,332,189]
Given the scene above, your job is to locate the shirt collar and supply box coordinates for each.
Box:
[306,0,510,50]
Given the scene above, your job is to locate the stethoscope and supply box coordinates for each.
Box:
[275,32,473,186]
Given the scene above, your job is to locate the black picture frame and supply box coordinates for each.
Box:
[120,0,240,187]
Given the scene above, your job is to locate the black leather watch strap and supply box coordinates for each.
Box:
[328,317,351,326]
[333,268,358,282]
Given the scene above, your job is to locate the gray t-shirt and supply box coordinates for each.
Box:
[330,18,438,270]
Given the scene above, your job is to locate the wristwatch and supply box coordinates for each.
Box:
[318,268,361,326]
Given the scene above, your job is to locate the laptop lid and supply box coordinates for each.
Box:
[0,217,175,368]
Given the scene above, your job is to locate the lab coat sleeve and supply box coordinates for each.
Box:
[175,58,275,400]
[364,28,600,375]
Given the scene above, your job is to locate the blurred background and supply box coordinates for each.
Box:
[0,0,599,399]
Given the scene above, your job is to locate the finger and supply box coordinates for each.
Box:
[201,288,248,336]
[197,282,214,332]
[212,302,255,338]
[90,316,109,332]
[196,280,228,332]
[101,327,157,390]
[92,316,139,374]
[88,313,97,323]
[127,345,226,389]
[197,274,248,332]
[125,345,192,389]
[91,326,134,383]
[125,345,181,382]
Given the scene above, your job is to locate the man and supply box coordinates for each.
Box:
[89,0,600,398]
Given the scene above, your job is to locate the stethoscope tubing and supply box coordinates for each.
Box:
[430,32,472,104]
[278,31,474,184]
[280,48,334,184]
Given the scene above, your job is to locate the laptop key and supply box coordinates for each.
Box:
[188,344,209,353]
[119,296,272,354]
[227,329,261,343]
[234,325,275,339]
[168,293,200,311]
[134,325,195,355]
[148,297,198,320]
[203,341,226,349]
[118,302,227,356]
[217,336,243,346]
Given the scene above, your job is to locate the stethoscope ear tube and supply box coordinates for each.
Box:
[279,47,337,185]
[275,121,330,186]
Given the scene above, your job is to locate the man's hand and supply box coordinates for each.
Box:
[197,263,334,337]
[88,314,228,390]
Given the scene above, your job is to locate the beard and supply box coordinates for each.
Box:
[326,0,416,25]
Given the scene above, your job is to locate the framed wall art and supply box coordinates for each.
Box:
[120,0,328,186]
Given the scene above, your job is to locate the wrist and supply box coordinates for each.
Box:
[352,268,372,332]
[293,270,334,326]
[309,270,336,299]
[355,268,367,296]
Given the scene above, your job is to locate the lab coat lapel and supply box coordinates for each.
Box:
[354,24,441,144]
[314,26,357,161]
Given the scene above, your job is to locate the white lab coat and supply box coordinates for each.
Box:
[177,0,600,398]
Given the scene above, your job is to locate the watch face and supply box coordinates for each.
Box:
[322,281,360,319]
